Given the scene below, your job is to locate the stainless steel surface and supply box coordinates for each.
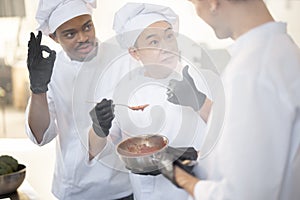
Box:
[117,135,168,173]
[0,164,26,195]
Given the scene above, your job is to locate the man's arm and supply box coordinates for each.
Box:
[26,31,56,143]
[28,93,50,144]
[175,166,199,196]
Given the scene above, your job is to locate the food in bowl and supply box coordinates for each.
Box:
[117,134,168,156]
[127,143,162,155]
[117,135,169,173]
[0,155,19,175]
[0,155,26,195]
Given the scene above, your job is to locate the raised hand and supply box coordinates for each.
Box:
[167,65,206,112]
[27,31,56,94]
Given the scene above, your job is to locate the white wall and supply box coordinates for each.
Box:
[267,0,300,46]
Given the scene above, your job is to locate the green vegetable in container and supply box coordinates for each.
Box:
[0,161,13,175]
[0,155,19,175]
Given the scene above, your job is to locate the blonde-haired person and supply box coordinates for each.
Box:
[164,0,300,200]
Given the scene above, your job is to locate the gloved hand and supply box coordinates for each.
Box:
[27,31,56,94]
[165,146,198,161]
[167,65,206,112]
[131,146,198,181]
[89,99,115,137]
[158,146,198,187]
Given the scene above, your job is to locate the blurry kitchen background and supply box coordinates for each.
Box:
[0,0,300,199]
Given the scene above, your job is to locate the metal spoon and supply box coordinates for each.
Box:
[86,101,149,111]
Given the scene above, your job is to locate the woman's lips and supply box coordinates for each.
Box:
[161,55,178,63]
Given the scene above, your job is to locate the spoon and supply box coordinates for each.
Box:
[86,101,149,111]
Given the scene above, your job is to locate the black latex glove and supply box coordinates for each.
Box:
[159,158,196,188]
[89,99,115,137]
[27,31,56,94]
[167,65,206,112]
[131,146,198,179]
[165,146,198,161]
[159,146,198,187]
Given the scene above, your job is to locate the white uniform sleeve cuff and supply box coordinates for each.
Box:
[193,180,220,200]
[25,98,57,146]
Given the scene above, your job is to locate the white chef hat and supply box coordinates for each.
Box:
[113,3,179,49]
[35,0,96,35]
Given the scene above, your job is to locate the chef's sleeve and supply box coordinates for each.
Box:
[25,93,58,146]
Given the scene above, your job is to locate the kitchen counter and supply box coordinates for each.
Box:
[0,138,57,200]
[0,180,38,200]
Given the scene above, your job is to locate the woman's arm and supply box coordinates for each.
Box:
[198,98,213,123]
[88,128,107,160]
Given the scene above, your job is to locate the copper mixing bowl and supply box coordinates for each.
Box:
[0,164,26,195]
[117,134,168,173]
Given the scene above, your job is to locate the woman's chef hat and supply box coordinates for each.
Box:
[113,3,179,49]
[35,0,96,35]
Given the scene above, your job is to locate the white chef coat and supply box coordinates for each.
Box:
[25,44,133,200]
[108,67,208,200]
[191,22,300,200]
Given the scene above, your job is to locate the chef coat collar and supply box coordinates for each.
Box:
[227,22,287,57]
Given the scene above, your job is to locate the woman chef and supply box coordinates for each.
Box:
[25,0,133,199]
[163,0,300,200]
[88,2,214,200]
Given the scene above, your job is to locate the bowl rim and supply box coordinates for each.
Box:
[0,164,26,177]
[116,134,169,158]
